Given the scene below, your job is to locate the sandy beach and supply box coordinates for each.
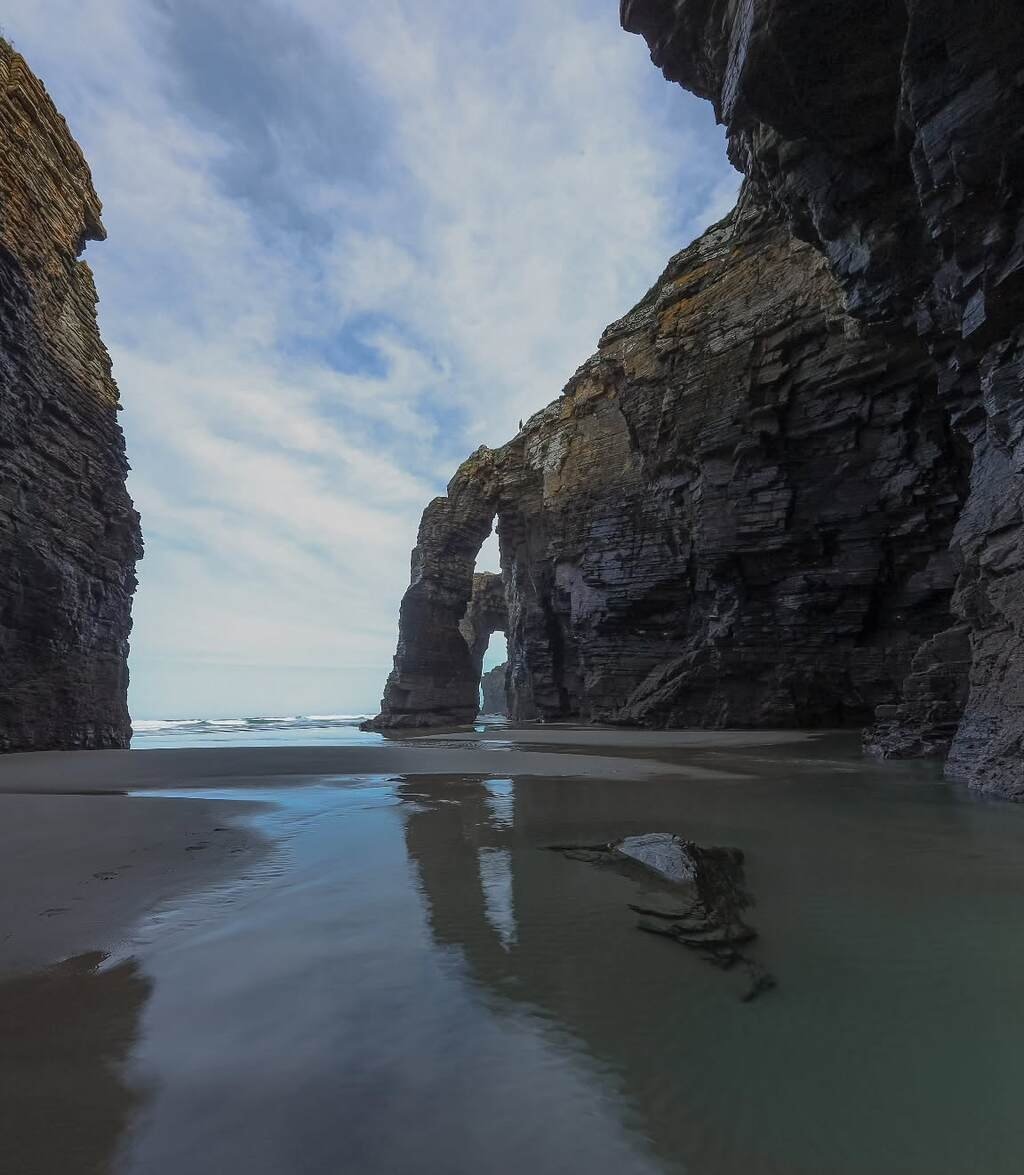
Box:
[0,727,818,976]
[6,727,1024,1175]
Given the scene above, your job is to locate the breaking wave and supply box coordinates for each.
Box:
[131,713,376,748]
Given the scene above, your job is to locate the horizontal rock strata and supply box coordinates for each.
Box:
[0,41,140,750]
[622,0,1024,797]
[480,663,509,716]
[371,196,965,731]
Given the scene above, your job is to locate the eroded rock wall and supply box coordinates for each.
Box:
[458,572,508,684]
[480,664,509,716]
[499,198,963,727]
[364,449,501,728]
[371,197,965,732]
[0,41,141,750]
[622,0,1024,795]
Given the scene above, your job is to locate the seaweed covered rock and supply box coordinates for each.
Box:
[552,832,775,1001]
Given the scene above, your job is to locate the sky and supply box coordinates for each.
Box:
[5,0,737,719]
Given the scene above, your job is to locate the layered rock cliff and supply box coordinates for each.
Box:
[622,0,1024,796]
[480,664,509,716]
[0,41,140,750]
[370,3,1024,800]
[371,196,965,732]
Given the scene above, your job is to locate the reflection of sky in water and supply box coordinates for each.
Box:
[484,777,515,828]
[113,753,1024,1175]
[478,847,517,950]
[116,776,662,1175]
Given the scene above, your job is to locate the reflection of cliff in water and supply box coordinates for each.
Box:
[399,761,1024,1175]
[399,772,749,1172]
[0,952,151,1175]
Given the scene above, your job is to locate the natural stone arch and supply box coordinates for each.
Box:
[364,448,504,729]
[459,572,508,695]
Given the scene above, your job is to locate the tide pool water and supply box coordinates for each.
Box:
[94,734,1024,1175]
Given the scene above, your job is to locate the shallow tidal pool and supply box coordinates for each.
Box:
[44,736,1024,1173]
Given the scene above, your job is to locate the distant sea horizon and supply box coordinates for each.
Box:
[130,713,379,749]
[130,710,506,749]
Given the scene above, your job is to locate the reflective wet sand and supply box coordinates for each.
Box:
[5,731,1024,1174]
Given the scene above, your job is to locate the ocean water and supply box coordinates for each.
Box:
[130,713,508,749]
[66,734,1024,1174]
[130,714,382,749]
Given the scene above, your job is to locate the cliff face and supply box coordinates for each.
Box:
[504,198,963,727]
[371,198,965,732]
[0,42,141,750]
[368,4,1024,799]
[480,664,509,716]
[622,0,1024,795]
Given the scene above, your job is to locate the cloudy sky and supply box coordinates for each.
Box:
[6,0,736,719]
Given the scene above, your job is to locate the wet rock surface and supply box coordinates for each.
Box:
[551,832,774,1001]
[0,41,141,750]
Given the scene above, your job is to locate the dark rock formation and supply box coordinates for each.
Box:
[0,42,140,750]
[459,573,508,684]
[622,1,1024,796]
[363,473,503,729]
[552,832,774,1001]
[370,5,1024,798]
[480,663,508,716]
[371,197,965,731]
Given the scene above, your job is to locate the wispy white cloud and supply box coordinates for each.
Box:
[5,0,737,717]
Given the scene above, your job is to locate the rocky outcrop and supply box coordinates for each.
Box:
[370,196,965,731]
[551,832,775,1002]
[363,457,502,729]
[0,41,140,750]
[480,663,508,716]
[370,5,1024,798]
[622,0,1024,797]
[459,573,508,684]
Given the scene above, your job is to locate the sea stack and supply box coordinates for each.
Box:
[0,40,141,750]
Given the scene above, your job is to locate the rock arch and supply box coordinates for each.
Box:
[459,572,508,689]
[363,449,505,729]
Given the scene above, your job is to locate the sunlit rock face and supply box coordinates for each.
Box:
[623,0,1024,796]
[0,41,141,750]
[371,197,965,734]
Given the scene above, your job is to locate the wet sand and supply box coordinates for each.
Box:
[0,729,766,974]
[0,791,265,976]
[4,727,1024,1174]
[0,728,816,982]
[1,953,150,1175]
